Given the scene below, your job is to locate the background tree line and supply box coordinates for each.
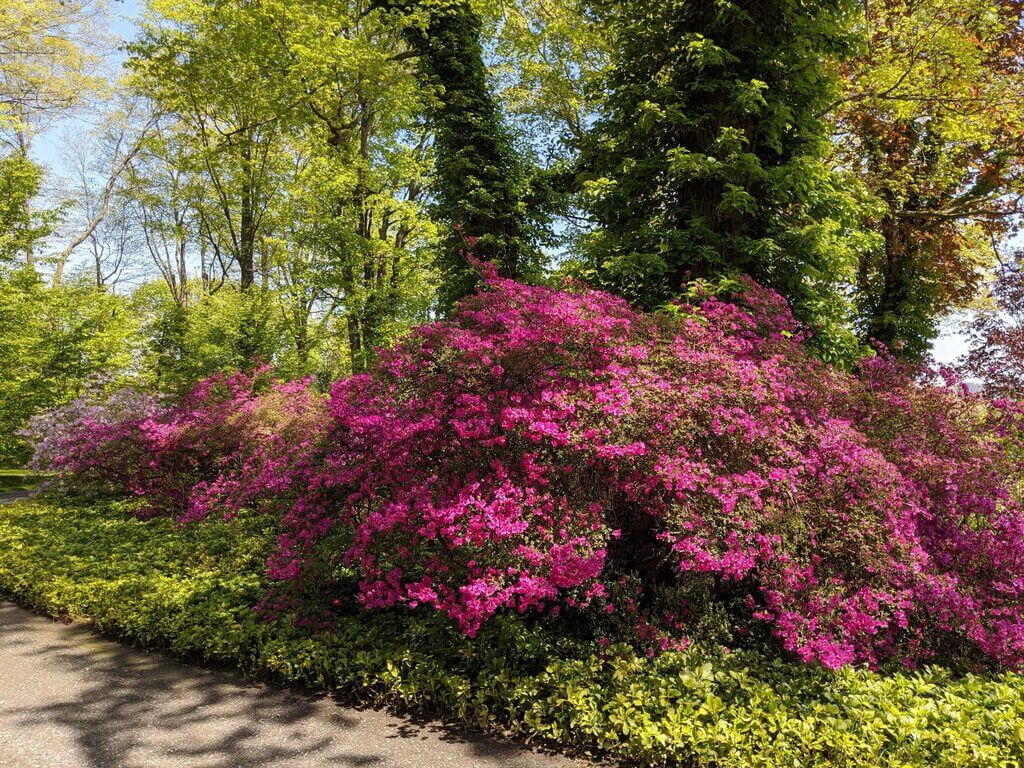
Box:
[2,0,1024,463]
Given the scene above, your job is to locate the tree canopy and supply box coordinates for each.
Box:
[575,0,867,360]
[2,0,1024,463]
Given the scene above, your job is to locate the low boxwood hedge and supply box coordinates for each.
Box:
[1,498,1022,767]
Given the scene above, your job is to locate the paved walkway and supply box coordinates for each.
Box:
[0,490,32,504]
[0,601,590,768]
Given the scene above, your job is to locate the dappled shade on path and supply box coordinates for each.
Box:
[0,601,588,768]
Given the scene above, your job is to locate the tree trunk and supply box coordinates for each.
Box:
[378,0,535,311]
[239,176,255,291]
[862,211,917,353]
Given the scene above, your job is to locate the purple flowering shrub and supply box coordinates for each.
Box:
[22,380,163,498]
[28,274,1024,670]
[172,371,326,524]
[270,274,1024,669]
[29,368,325,519]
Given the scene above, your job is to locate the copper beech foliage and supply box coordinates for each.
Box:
[836,0,1024,357]
[961,256,1024,395]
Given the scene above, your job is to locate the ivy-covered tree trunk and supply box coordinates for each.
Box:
[578,0,862,359]
[858,212,925,355]
[379,0,542,311]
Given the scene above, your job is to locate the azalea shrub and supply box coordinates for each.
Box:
[22,380,163,499]
[273,273,1024,670]
[26,368,324,520]
[29,273,1024,671]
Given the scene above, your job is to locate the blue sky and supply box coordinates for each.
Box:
[30,0,141,173]
[108,0,141,39]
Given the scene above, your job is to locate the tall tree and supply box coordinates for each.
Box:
[59,139,140,289]
[492,0,610,151]
[380,0,546,309]
[834,0,1024,359]
[576,0,866,361]
[124,116,207,307]
[128,0,291,291]
[130,0,438,373]
[266,0,437,369]
[0,0,108,267]
[50,98,157,285]
[0,0,106,146]
[0,151,49,263]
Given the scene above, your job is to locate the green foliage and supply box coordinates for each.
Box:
[576,0,869,363]
[0,0,105,138]
[383,0,548,310]
[0,269,138,465]
[2,497,1023,767]
[132,281,331,393]
[127,0,438,371]
[834,0,1024,359]
[0,152,51,263]
[5,0,1017,397]
[128,0,291,291]
[491,0,610,154]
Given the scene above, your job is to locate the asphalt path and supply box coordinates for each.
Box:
[0,504,591,768]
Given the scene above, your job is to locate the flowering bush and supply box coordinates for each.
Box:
[171,371,326,524]
[28,274,1024,671]
[22,379,163,498]
[28,368,324,520]
[267,273,1024,670]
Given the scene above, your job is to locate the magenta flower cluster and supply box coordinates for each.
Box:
[31,275,1024,670]
[26,368,324,521]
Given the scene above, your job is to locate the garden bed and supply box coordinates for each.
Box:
[0,498,1022,767]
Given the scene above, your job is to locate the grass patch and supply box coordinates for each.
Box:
[0,469,45,492]
[1,498,1023,767]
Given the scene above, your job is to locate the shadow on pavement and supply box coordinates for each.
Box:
[0,601,585,768]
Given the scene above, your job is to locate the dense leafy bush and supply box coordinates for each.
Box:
[1,499,1023,768]
[24,368,324,520]
[0,268,141,466]
[29,275,1024,671]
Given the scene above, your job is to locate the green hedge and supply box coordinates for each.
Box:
[1,499,1023,767]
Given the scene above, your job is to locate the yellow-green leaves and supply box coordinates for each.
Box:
[3,497,1024,768]
[0,0,107,136]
